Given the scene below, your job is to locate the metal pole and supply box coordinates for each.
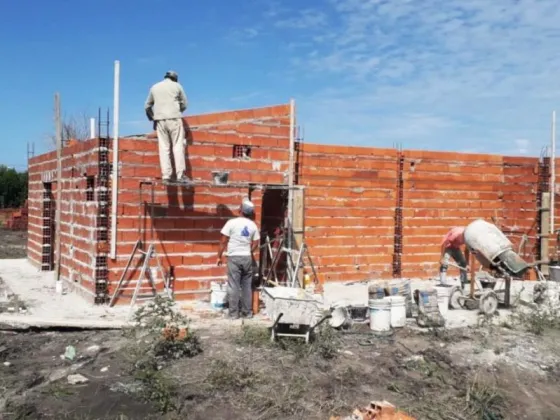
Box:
[54,93,63,283]
[551,110,556,236]
[110,60,120,259]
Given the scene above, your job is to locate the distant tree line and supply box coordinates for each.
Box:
[0,165,28,208]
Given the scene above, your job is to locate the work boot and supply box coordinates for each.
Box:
[162,178,171,186]
[241,312,253,319]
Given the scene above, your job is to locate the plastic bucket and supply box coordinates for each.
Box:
[549,266,560,282]
[389,296,406,328]
[210,281,227,309]
[435,286,450,317]
[369,298,391,332]
[368,284,386,300]
[387,279,411,297]
[330,306,351,329]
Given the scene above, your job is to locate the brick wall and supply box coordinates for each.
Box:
[27,101,555,305]
[108,104,291,302]
[298,144,550,283]
[28,138,111,300]
[297,143,398,283]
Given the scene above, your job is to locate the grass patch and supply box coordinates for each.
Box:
[465,373,507,420]
[234,324,271,348]
[234,323,342,360]
[205,359,262,392]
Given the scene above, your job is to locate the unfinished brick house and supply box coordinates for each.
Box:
[27,102,557,304]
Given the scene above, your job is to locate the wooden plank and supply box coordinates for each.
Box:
[292,189,305,286]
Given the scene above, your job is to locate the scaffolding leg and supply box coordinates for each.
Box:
[109,239,141,307]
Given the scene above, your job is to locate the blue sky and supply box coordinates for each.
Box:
[1,0,559,171]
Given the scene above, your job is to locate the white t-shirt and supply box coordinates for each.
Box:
[220,217,261,256]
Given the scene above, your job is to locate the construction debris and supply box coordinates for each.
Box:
[330,400,416,420]
[67,373,89,385]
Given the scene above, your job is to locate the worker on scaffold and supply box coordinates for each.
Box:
[217,199,260,320]
[439,226,468,286]
[144,70,190,185]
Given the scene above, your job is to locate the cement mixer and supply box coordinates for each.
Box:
[464,219,530,277]
[449,219,530,314]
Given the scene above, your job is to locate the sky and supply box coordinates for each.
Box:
[1,0,559,171]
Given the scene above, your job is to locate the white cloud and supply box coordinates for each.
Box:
[268,0,560,154]
[226,27,260,45]
[275,9,327,29]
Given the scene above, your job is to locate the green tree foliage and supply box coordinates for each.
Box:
[0,165,28,208]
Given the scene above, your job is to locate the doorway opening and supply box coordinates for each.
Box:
[258,188,289,286]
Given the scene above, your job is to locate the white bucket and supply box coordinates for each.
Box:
[435,286,450,317]
[369,298,391,332]
[210,281,227,309]
[330,306,351,329]
[389,296,406,328]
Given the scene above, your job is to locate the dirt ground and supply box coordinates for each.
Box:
[0,228,27,259]
[1,318,560,420]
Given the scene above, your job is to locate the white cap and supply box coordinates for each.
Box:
[241,198,255,216]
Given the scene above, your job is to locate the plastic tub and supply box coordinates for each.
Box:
[435,286,450,317]
[369,298,391,332]
[210,281,227,309]
[389,296,406,328]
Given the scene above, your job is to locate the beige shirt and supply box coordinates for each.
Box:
[144,79,188,121]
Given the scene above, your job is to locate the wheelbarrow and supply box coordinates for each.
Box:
[262,286,331,344]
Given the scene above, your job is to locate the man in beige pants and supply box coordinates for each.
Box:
[145,71,190,185]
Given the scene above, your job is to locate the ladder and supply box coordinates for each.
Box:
[108,239,173,308]
[263,234,319,288]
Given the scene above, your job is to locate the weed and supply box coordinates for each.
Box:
[133,357,177,413]
[510,301,560,336]
[124,296,203,414]
[42,382,75,399]
[205,359,261,391]
[245,372,310,418]
[275,323,342,360]
[234,324,271,348]
[464,373,507,420]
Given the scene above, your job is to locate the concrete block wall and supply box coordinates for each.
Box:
[297,143,398,283]
[108,104,291,302]
[28,138,110,300]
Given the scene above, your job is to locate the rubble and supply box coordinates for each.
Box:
[67,374,89,385]
[331,401,416,420]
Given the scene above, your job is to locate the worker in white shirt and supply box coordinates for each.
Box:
[217,199,260,319]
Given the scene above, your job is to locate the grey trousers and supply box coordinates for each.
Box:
[442,247,468,283]
[227,256,253,317]
[156,119,186,180]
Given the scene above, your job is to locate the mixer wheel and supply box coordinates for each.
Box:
[480,290,499,316]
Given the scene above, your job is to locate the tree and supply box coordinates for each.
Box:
[47,111,91,147]
[0,166,28,208]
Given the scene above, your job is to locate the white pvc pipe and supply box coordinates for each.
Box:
[551,110,556,236]
[90,118,96,139]
[110,60,120,259]
[287,99,296,273]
